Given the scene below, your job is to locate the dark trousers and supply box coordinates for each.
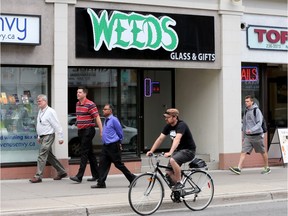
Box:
[98,142,135,184]
[76,127,99,180]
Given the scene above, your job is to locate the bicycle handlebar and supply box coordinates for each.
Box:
[147,152,165,158]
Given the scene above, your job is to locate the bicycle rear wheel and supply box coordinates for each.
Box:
[182,170,214,211]
[128,173,164,215]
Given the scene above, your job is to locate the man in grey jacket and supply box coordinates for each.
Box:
[229,95,271,175]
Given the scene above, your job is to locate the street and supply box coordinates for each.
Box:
[115,200,288,216]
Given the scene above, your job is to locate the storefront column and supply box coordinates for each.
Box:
[46,0,76,170]
[218,0,244,169]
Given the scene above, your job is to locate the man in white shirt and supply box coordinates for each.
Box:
[30,94,67,183]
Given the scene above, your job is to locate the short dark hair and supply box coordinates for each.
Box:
[105,103,114,111]
[245,95,254,102]
[78,86,88,94]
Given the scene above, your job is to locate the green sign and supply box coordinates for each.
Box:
[87,8,179,52]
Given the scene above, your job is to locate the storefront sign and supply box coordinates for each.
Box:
[247,25,288,51]
[0,133,39,151]
[0,14,41,45]
[241,66,258,82]
[76,8,215,61]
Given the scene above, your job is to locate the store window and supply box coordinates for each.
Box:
[241,64,262,115]
[0,67,49,163]
[68,68,138,158]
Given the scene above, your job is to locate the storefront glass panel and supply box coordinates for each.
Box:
[241,64,261,115]
[68,68,138,158]
[0,67,49,163]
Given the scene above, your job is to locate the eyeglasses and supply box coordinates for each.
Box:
[164,116,172,119]
[103,108,111,110]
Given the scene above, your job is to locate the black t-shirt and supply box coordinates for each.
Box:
[162,120,196,151]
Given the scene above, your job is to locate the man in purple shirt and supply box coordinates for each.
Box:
[91,104,136,188]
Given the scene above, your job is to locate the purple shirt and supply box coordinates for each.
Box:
[102,114,123,144]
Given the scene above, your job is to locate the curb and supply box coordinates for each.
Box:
[1,190,287,216]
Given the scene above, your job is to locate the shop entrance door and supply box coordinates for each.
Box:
[267,64,288,146]
[142,69,174,151]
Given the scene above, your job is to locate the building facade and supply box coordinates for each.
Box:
[1,0,287,179]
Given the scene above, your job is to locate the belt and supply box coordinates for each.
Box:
[104,141,120,145]
[246,133,262,136]
[39,134,53,138]
[78,126,94,130]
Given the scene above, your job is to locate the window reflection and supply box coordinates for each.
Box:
[68,68,138,158]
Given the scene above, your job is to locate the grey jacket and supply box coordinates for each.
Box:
[242,103,263,135]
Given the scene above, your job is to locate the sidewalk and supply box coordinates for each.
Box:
[1,166,287,216]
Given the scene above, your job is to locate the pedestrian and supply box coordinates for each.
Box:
[229,95,271,175]
[91,104,136,188]
[29,94,67,183]
[146,108,196,191]
[70,87,103,183]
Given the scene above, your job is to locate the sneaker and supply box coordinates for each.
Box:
[172,182,184,191]
[261,167,271,174]
[229,167,241,175]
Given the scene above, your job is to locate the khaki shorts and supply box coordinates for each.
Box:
[242,135,265,154]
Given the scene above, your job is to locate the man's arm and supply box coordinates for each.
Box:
[95,115,103,137]
[49,109,64,144]
[146,133,166,156]
[165,133,182,157]
[114,118,124,141]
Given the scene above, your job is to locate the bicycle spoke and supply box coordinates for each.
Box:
[128,173,164,215]
[182,170,214,211]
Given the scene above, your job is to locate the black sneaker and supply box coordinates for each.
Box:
[87,177,98,181]
[91,182,106,188]
[172,182,184,191]
[69,176,82,183]
[229,167,241,175]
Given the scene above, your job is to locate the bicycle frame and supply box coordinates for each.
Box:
[148,155,176,188]
[149,154,205,194]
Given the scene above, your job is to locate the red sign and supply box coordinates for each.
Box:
[247,25,288,51]
[241,67,258,82]
[254,29,288,44]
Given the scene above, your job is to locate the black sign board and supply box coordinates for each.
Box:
[76,8,215,61]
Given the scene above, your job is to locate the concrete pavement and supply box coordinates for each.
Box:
[1,166,287,216]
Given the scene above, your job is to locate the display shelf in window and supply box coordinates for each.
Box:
[0,103,37,133]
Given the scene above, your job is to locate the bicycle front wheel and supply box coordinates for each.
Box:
[182,170,214,211]
[128,173,164,215]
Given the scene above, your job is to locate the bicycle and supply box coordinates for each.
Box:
[128,153,214,215]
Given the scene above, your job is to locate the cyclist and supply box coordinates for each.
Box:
[146,108,196,191]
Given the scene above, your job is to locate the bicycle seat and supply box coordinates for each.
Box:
[188,158,207,169]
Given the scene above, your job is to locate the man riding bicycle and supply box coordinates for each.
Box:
[146,108,196,191]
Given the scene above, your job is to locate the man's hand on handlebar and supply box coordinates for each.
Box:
[146,151,153,157]
[164,152,172,158]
